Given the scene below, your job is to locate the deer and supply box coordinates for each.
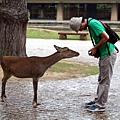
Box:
[1,45,79,107]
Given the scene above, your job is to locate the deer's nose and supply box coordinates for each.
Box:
[75,52,80,56]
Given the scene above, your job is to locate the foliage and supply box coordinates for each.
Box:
[97,4,111,10]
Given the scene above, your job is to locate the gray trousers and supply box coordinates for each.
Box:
[95,49,117,107]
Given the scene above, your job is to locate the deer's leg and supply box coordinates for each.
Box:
[32,77,39,107]
[1,73,11,102]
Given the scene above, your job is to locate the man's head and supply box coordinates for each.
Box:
[70,17,87,32]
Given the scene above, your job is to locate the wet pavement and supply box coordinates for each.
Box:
[0,39,120,120]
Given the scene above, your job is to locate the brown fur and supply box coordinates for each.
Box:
[1,45,79,107]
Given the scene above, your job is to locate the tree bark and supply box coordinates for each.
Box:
[0,0,28,60]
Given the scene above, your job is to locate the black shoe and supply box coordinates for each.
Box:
[87,105,105,112]
[85,101,95,107]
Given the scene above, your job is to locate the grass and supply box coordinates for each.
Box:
[48,61,99,77]
[27,28,59,39]
[27,28,120,40]
[27,28,91,40]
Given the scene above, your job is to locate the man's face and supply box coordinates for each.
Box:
[79,22,87,31]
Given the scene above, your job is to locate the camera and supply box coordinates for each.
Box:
[88,50,100,58]
[88,51,92,55]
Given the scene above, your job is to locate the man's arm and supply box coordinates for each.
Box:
[89,31,109,56]
[94,31,109,49]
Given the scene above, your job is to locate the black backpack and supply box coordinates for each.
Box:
[100,21,120,44]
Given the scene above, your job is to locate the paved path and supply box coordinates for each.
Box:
[0,39,120,120]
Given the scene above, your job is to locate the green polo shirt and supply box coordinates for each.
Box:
[88,18,115,58]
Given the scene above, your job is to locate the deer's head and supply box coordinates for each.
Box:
[54,45,79,58]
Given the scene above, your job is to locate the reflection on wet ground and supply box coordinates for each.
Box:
[0,74,120,120]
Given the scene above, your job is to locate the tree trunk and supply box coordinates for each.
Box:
[0,0,28,60]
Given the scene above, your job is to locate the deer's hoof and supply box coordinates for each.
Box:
[33,101,37,108]
[1,99,4,102]
[4,95,7,98]
[32,101,41,108]
[1,94,7,98]
[37,103,41,106]
[1,94,7,102]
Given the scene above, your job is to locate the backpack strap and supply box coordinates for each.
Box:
[115,46,119,53]
[87,19,96,47]
[106,43,110,56]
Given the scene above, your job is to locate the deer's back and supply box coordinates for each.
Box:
[1,56,45,78]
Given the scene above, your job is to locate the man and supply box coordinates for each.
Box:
[70,17,117,112]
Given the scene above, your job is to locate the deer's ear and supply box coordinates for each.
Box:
[54,45,61,52]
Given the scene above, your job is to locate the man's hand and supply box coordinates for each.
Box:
[88,47,98,56]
